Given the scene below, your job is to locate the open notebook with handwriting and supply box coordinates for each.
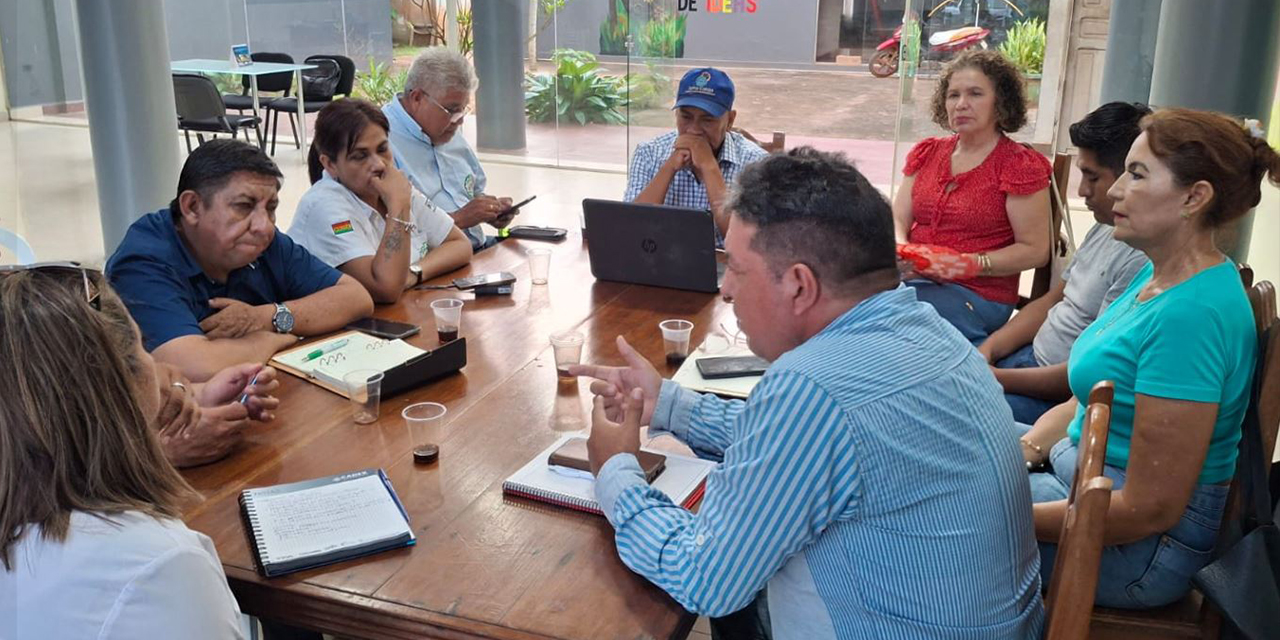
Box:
[239,469,414,577]
[270,331,427,394]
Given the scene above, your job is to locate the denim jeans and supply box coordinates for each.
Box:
[1028,438,1229,609]
[994,344,1060,424]
[906,279,1014,345]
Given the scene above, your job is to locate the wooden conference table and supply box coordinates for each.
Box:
[181,217,733,640]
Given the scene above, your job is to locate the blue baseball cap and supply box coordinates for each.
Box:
[673,68,735,118]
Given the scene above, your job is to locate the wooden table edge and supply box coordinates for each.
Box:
[227,565,561,640]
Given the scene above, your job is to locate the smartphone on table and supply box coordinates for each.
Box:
[344,318,421,340]
[452,271,517,290]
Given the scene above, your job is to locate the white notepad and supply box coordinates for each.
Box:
[671,343,762,399]
[271,332,426,390]
[240,469,414,577]
[502,434,715,516]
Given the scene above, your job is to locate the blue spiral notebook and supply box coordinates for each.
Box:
[239,469,414,577]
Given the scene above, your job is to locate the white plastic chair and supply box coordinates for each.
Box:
[0,228,36,265]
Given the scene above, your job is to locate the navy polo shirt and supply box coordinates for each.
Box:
[106,209,343,352]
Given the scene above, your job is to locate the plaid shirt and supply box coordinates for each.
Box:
[624,131,767,246]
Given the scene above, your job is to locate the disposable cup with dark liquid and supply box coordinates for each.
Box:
[550,330,585,379]
[659,319,694,367]
[402,402,447,465]
[430,298,464,344]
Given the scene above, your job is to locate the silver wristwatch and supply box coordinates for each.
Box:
[271,302,295,334]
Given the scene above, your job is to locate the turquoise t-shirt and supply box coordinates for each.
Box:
[1066,260,1255,484]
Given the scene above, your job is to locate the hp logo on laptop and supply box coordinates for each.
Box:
[641,238,658,254]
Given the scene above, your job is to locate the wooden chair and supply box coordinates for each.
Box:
[1022,151,1072,306]
[1044,380,1115,640]
[1090,278,1279,639]
[733,128,786,153]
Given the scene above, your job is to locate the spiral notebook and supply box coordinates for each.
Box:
[271,331,427,392]
[502,435,715,516]
[239,469,414,577]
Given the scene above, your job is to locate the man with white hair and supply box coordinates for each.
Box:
[383,47,513,250]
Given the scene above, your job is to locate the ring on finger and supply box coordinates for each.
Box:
[171,381,187,392]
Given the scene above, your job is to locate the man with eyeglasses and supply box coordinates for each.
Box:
[383,47,515,251]
[106,139,374,383]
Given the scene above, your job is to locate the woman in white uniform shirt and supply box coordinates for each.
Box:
[0,265,243,639]
[289,99,472,304]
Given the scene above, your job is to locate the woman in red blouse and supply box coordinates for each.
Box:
[892,50,1052,344]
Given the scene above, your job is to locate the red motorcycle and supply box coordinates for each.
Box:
[868,25,991,78]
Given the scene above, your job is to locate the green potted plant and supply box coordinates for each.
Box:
[998,17,1046,104]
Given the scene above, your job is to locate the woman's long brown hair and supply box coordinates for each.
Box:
[0,268,194,570]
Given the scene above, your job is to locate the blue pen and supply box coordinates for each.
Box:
[239,372,261,405]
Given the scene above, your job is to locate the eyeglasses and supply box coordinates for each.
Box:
[0,261,101,310]
[426,94,471,124]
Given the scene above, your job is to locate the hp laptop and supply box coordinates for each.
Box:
[582,199,722,293]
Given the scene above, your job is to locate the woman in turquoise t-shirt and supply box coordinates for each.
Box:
[1018,108,1280,609]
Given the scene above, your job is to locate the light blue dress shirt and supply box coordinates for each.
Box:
[623,130,767,247]
[383,94,491,250]
[594,285,1044,639]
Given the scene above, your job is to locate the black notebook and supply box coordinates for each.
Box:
[239,469,414,577]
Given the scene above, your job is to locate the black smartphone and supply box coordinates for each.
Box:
[695,355,770,380]
[345,318,421,340]
[452,271,517,290]
[500,195,537,216]
[505,225,567,241]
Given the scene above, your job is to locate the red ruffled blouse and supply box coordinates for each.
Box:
[903,135,1051,305]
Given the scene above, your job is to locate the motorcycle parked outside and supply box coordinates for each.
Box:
[868,25,990,78]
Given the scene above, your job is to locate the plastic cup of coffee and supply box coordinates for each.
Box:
[402,402,447,464]
[549,330,585,378]
[430,298,464,343]
[659,319,694,366]
[343,369,384,424]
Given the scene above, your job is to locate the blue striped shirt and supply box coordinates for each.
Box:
[595,286,1044,639]
[623,130,767,247]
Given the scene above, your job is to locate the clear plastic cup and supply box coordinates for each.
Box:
[527,248,552,285]
[430,298,464,343]
[549,330,585,378]
[343,369,384,424]
[659,319,694,366]
[402,402,447,464]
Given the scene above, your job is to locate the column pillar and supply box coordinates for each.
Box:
[1148,0,1280,260]
[472,0,527,150]
[74,0,181,255]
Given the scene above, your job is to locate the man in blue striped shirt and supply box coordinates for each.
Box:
[574,148,1044,639]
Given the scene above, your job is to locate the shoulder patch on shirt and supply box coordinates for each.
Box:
[463,174,476,198]
[331,220,354,235]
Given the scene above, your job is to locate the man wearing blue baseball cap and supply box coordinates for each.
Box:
[624,68,767,245]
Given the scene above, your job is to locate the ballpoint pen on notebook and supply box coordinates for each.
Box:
[302,338,350,362]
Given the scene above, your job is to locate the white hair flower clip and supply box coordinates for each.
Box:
[1244,118,1266,140]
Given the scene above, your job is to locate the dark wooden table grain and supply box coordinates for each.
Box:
[182,220,732,640]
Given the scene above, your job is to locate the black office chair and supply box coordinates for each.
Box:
[173,74,262,152]
[223,52,294,109]
[266,54,355,154]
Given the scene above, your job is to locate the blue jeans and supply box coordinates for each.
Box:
[906,279,1014,345]
[995,344,1060,424]
[1028,438,1229,609]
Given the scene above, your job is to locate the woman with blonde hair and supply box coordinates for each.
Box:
[0,264,243,638]
[1021,108,1280,607]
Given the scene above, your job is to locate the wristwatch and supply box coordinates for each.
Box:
[409,264,423,287]
[271,302,295,334]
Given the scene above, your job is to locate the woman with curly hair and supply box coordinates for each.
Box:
[893,49,1052,344]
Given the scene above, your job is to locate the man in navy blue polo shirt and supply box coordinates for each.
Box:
[107,139,373,382]
[624,67,767,246]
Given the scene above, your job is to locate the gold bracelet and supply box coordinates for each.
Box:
[978,252,993,276]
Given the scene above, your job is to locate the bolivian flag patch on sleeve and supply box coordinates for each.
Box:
[331,220,354,235]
